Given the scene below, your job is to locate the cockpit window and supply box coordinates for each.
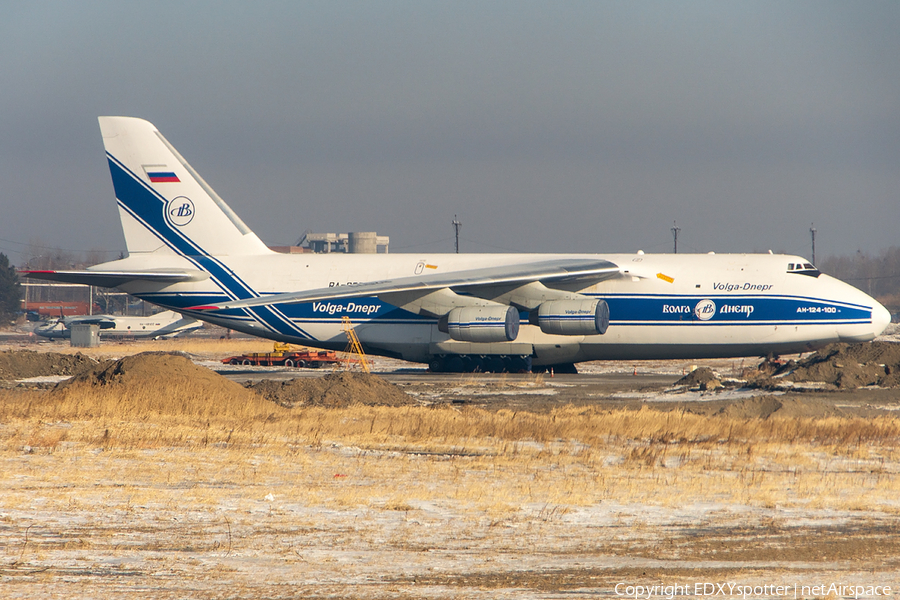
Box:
[787,262,820,278]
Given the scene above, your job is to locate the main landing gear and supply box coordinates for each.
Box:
[530,363,578,375]
[428,355,580,374]
[428,355,532,374]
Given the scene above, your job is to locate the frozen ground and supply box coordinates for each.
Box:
[2,334,900,597]
[2,440,900,599]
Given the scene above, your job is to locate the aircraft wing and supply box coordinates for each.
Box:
[190,258,620,311]
[22,269,209,287]
[66,316,117,328]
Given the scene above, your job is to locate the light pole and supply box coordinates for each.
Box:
[671,222,681,254]
[810,224,817,265]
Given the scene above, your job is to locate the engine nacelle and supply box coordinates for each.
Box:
[440,306,520,343]
[532,299,609,336]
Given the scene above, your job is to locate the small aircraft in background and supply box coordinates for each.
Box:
[34,310,203,340]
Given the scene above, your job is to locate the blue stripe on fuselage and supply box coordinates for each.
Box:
[595,294,871,325]
[139,291,871,330]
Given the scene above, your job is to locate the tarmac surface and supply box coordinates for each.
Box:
[209,357,900,418]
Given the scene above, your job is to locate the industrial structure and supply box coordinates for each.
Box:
[282,232,390,254]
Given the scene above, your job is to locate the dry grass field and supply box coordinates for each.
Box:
[1,339,900,597]
[21,336,278,361]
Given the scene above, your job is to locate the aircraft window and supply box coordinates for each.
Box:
[788,262,821,277]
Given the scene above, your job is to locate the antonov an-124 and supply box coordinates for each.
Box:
[24,117,891,373]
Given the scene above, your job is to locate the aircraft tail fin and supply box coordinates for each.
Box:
[98,117,272,258]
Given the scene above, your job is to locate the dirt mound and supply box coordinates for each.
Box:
[712,396,847,419]
[246,372,418,408]
[49,352,284,420]
[674,367,721,389]
[775,397,850,418]
[0,350,98,380]
[715,396,783,419]
[57,352,249,398]
[773,341,900,389]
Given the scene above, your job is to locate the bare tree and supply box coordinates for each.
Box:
[820,246,900,312]
[0,253,22,323]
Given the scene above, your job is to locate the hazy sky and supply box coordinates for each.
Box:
[2,1,898,265]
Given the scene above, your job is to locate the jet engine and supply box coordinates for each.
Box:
[531,299,609,335]
[440,306,520,343]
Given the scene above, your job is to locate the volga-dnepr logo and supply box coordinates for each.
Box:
[694,299,716,321]
[166,196,195,227]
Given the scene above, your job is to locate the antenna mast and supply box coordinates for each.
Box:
[452,215,461,253]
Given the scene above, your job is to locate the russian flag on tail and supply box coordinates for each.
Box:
[143,164,180,183]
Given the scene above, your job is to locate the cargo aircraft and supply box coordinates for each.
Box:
[34,310,202,341]
[23,117,891,372]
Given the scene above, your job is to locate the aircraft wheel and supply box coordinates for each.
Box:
[484,356,505,373]
[551,362,578,374]
[505,357,528,373]
[444,356,464,373]
[461,356,483,373]
[429,359,444,373]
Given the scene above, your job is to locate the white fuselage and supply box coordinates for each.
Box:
[105,251,890,365]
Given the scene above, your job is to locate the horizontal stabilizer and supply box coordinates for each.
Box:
[190,258,620,311]
[22,269,209,288]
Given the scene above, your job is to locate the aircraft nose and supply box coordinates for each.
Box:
[872,300,892,337]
